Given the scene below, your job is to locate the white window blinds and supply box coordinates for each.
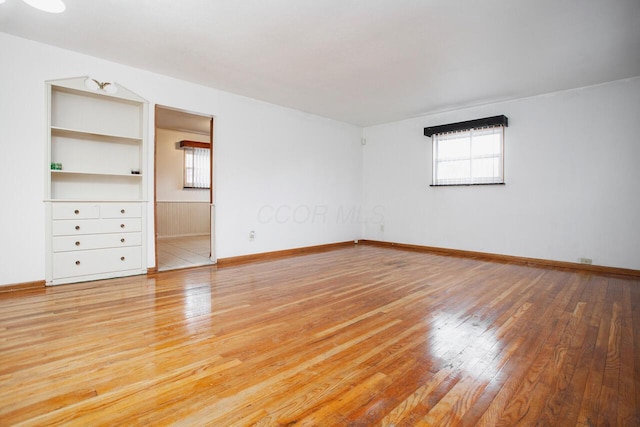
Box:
[184,147,210,189]
[432,125,504,186]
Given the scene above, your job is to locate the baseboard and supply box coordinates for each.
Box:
[0,280,46,292]
[359,240,640,278]
[217,241,356,268]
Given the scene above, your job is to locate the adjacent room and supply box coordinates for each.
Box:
[155,106,214,272]
[1,0,639,425]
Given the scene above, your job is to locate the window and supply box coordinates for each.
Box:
[184,147,210,189]
[425,115,507,186]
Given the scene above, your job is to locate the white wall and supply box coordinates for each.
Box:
[362,77,640,270]
[214,91,364,257]
[0,33,363,286]
[156,128,210,202]
[2,32,637,286]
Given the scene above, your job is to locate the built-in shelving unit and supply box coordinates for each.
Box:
[44,76,148,285]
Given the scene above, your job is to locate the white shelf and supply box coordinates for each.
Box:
[51,126,142,143]
[51,170,143,178]
[45,77,148,202]
[45,199,149,203]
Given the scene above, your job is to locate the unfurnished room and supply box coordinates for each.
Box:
[1,0,639,425]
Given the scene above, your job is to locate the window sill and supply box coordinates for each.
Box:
[430,183,505,187]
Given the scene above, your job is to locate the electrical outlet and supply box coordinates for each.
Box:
[579,257,592,265]
[380,224,384,232]
[249,230,255,241]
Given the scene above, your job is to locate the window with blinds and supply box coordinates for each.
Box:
[431,125,505,186]
[424,116,508,187]
[184,147,210,189]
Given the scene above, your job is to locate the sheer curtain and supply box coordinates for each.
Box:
[184,147,210,189]
[432,125,504,185]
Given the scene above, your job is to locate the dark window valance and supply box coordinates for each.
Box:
[177,140,210,149]
[423,115,508,137]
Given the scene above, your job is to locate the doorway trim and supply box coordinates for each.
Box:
[153,104,216,271]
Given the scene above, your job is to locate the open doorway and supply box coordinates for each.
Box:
[154,105,215,271]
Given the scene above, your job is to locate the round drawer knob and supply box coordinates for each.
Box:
[121,209,125,214]
[75,241,80,246]
[75,225,80,230]
[74,209,80,214]
[120,238,125,243]
[120,224,125,228]
[75,260,80,265]
[120,256,125,261]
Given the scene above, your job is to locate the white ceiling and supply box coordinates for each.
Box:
[1,0,639,126]
[156,106,212,136]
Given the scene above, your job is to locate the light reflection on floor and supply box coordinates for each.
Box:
[184,286,212,320]
[428,315,500,381]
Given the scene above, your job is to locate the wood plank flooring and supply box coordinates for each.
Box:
[1,245,638,426]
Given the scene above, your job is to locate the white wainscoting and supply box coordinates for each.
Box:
[156,201,210,238]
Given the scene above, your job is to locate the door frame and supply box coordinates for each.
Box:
[153,104,215,271]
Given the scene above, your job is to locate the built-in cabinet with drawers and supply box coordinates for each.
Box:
[44,77,148,285]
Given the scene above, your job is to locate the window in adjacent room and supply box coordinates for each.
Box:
[425,115,507,186]
[184,147,210,189]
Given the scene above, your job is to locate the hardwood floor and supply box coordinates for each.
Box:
[157,235,213,271]
[1,245,638,425]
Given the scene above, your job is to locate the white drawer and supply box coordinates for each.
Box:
[53,246,142,279]
[52,203,100,220]
[53,232,142,252]
[52,218,142,236]
[101,203,142,218]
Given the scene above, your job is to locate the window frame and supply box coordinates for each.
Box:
[424,115,508,187]
[183,146,211,190]
[431,126,505,187]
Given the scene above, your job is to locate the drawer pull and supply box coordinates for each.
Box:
[120,256,125,261]
[120,224,125,228]
[74,209,80,214]
[75,225,80,230]
[75,241,80,246]
[120,238,125,243]
[75,260,80,265]
[121,209,125,214]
